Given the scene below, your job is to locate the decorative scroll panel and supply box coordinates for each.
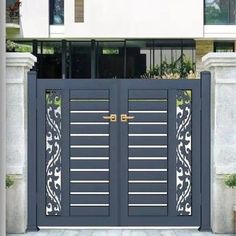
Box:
[45,90,62,215]
[176,90,192,216]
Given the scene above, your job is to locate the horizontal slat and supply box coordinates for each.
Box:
[71,180,109,183]
[70,90,108,99]
[71,192,109,195]
[128,134,167,137]
[129,148,167,157]
[129,90,167,99]
[71,171,109,180]
[71,145,109,148]
[129,171,167,181]
[129,125,167,134]
[70,101,109,110]
[70,160,109,169]
[70,148,109,157]
[70,157,109,160]
[71,134,109,137]
[129,194,167,204]
[128,169,167,172]
[70,113,110,122]
[129,204,167,207]
[70,124,109,134]
[129,145,167,148]
[129,160,167,169]
[129,192,167,195]
[70,195,109,204]
[70,169,109,171]
[128,113,167,122]
[129,101,167,111]
[71,136,109,145]
[70,110,109,113]
[129,136,167,145]
[129,122,167,125]
[129,183,167,192]
[70,183,109,192]
[128,206,167,216]
[70,207,109,216]
[71,204,109,207]
[129,157,167,160]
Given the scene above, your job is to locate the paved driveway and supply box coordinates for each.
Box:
[7,229,235,236]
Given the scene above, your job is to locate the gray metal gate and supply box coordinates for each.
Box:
[27,72,211,230]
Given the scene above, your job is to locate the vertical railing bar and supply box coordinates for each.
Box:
[91,40,96,79]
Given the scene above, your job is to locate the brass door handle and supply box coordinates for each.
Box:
[102,114,117,122]
[121,114,135,122]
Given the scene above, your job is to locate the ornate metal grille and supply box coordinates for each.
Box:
[176,90,192,216]
[45,90,62,215]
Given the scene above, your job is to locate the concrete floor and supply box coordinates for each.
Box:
[7,229,235,236]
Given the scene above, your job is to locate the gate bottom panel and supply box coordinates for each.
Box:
[37,216,118,226]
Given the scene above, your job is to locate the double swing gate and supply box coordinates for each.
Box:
[28,72,210,230]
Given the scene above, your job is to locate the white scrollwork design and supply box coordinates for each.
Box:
[45,90,62,215]
[176,90,192,216]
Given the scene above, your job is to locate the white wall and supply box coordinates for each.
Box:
[19,0,49,38]
[18,0,204,39]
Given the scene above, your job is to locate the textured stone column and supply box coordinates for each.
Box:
[202,53,236,234]
[6,53,36,233]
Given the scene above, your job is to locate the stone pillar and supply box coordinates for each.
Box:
[0,0,6,235]
[6,53,36,234]
[202,52,236,234]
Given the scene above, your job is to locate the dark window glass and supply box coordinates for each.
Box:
[69,42,91,78]
[214,41,235,52]
[205,0,236,25]
[96,42,125,78]
[50,0,64,25]
[126,40,154,78]
[6,0,21,24]
[38,41,62,78]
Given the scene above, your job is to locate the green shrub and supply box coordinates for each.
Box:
[224,174,236,188]
[6,175,15,188]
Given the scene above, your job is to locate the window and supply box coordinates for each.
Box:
[96,42,125,78]
[214,41,235,52]
[38,41,62,78]
[205,0,236,25]
[50,0,64,25]
[69,42,91,78]
[126,40,195,78]
[75,0,84,22]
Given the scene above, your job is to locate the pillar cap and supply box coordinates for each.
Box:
[202,52,236,69]
[6,53,37,70]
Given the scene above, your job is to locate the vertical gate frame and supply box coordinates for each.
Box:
[199,71,211,231]
[27,71,39,231]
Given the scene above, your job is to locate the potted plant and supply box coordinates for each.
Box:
[6,40,18,52]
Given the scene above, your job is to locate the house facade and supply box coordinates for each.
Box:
[6,0,236,79]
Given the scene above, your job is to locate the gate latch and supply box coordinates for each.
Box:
[121,114,135,122]
[102,114,117,122]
